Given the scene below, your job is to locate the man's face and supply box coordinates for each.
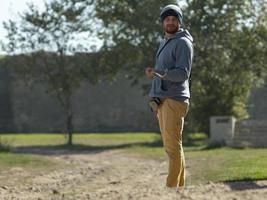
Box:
[163,16,180,34]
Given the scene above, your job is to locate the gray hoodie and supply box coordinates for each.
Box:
[149,29,193,101]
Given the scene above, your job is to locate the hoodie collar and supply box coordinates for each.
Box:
[164,29,193,42]
[156,29,193,58]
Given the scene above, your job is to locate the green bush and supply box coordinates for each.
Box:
[0,136,12,152]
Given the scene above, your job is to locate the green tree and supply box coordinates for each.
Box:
[184,0,267,132]
[95,0,267,133]
[2,0,97,145]
[94,0,176,84]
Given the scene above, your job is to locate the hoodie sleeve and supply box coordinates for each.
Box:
[162,38,193,82]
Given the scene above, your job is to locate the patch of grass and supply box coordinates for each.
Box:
[125,146,267,185]
[184,132,208,147]
[0,134,67,147]
[185,148,267,185]
[1,133,267,185]
[0,151,63,187]
[119,134,267,185]
[0,152,56,168]
[73,132,161,147]
[0,133,161,147]
[124,146,165,159]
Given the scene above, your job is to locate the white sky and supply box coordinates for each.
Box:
[0,0,47,40]
[0,0,186,40]
[0,0,102,54]
[0,0,185,54]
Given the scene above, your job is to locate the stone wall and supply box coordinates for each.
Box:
[247,79,267,120]
[209,117,267,147]
[228,78,267,147]
[1,63,267,134]
[0,66,14,132]
[0,67,158,133]
[231,120,267,147]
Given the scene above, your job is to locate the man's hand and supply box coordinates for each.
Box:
[145,67,155,78]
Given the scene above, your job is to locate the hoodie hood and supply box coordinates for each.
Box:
[170,29,193,43]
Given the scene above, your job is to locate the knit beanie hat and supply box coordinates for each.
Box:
[160,4,183,24]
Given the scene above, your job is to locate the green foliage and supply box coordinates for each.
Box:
[95,0,176,82]
[0,136,12,152]
[95,0,267,133]
[185,0,267,132]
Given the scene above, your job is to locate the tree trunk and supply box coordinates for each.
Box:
[65,97,73,145]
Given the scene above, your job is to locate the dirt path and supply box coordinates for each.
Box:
[0,149,267,200]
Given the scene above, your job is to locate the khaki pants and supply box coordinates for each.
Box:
[157,98,188,187]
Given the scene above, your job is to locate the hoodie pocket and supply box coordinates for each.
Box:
[161,80,175,91]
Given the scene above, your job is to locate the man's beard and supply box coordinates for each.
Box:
[164,25,179,34]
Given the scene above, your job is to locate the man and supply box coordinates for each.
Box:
[145,4,193,188]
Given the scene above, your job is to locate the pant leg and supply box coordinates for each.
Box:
[157,98,188,187]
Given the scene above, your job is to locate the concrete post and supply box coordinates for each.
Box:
[210,116,236,146]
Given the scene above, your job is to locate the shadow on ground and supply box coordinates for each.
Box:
[11,139,164,156]
[9,133,211,155]
[225,179,267,191]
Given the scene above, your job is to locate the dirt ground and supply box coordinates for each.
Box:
[0,149,267,200]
